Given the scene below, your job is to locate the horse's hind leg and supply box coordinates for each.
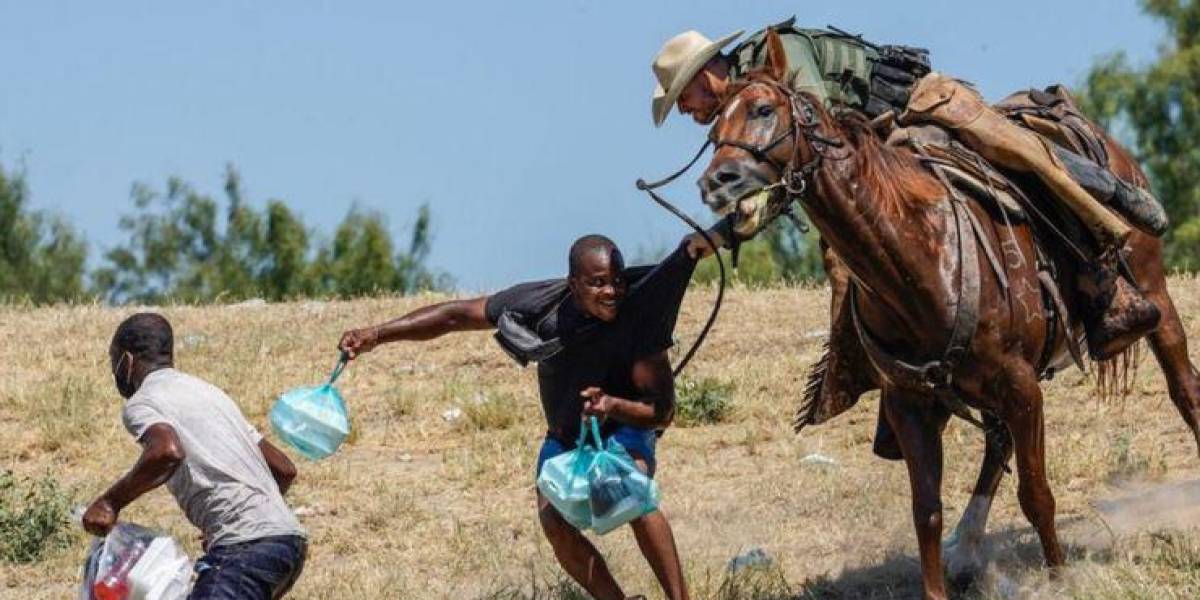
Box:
[1145,290,1200,455]
[1001,365,1066,569]
[1147,299,1200,454]
[945,412,1012,586]
[883,390,951,600]
[1128,237,1200,455]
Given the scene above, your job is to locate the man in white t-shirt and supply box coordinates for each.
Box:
[83,313,307,599]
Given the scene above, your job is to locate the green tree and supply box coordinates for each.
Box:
[311,203,449,297]
[1079,0,1200,270]
[763,219,827,283]
[92,176,225,303]
[262,200,313,299]
[95,165,449,303]
[693,219,826,286]
[0,163,87,303]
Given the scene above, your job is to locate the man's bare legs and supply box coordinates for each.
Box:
[538,492,627,600]
[537,456,689,600]
[629,511,689,600]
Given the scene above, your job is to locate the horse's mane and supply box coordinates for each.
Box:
[826,108,944,222]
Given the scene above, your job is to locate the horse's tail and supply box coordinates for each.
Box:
[1093,340,1144,403]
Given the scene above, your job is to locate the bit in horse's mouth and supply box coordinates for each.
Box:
[712,187,772,218]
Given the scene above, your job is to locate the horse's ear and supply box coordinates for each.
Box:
[762,28,789,83]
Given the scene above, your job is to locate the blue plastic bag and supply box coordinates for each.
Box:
[536,417,660,535]
[536,420,599,530]
[588,438,659,534]
[270,353,351,460]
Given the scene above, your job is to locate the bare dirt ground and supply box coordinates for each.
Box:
[2,277,1199,599]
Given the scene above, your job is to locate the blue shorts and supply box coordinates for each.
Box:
[536,425,658,479]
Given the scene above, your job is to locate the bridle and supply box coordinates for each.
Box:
[630,78,838,376]
[708,79,843,199]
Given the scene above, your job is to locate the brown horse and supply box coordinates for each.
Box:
[698,30,1200,599]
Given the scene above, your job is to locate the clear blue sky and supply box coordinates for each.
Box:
[0,1,1164,292]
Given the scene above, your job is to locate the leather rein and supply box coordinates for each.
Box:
[635,145,726,378]
[632,80,828,376]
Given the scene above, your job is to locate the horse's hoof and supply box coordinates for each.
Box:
[944,532,988,589]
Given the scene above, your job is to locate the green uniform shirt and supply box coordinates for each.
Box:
[729,26,877,110]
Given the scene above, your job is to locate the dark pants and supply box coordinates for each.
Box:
[190,535,307,600]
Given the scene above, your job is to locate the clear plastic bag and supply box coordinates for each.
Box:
[536,422,599,530]
[270,353,352,460]
[536,417,660,535]
[587,435,659,535]
[80,523,191,600]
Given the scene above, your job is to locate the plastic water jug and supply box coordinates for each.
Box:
[270,353,351,460]
[81,523,192,600]
[128,537,191,600]
[92,538,145,600]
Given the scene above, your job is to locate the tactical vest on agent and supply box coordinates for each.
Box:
[730,20,931,118]
[731,26,876,109]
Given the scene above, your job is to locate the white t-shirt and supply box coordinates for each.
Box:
[122,368,304,547]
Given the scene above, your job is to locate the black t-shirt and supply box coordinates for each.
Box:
[485,242,698,442]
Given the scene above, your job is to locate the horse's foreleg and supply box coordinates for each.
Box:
[1001,367,1065,569]
[944,412,1012,586]
[883,390,951,600]
[1146,288,1200,456]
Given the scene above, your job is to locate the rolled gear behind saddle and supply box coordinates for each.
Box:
[897,73,1134,247]
[865,43,931,118]
[1048,145,1168,236]
[995,85,1169,237]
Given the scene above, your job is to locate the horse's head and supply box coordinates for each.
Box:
[699,29,823,214]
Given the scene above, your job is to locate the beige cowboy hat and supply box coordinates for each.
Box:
[651,29,744,126]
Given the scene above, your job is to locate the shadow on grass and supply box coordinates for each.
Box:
[792,551,924,600]
[477,511,1186,600]
[792,515,1109,600]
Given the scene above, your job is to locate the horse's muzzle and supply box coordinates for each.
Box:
[698,159,772,214]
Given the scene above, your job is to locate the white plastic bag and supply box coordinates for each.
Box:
[80,523,192,600]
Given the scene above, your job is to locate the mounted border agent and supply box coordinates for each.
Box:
[649,17,1169,455]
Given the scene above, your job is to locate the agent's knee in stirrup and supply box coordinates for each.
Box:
[900,73,986,128]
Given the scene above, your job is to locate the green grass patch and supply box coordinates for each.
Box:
[0,471,74,563]
[675,377,735,427]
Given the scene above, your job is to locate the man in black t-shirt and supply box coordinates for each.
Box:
[337,230,724,600]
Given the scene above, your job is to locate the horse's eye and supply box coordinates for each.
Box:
[755,104,774,118]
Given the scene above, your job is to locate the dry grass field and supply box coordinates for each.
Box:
[2,278,1200,599]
